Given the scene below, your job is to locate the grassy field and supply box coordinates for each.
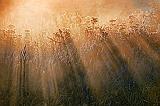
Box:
[0,10,160,106]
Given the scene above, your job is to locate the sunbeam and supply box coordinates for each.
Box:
[0,0,160,106]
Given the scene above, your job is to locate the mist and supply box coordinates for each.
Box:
[0,0,156,17]
[0,0,159,32]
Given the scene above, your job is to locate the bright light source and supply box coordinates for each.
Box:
[5,0,56,34]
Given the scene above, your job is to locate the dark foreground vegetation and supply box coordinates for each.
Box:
[0,10,160,106]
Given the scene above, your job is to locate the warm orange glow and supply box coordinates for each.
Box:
[2,0,57,33]
[0,0,137,34]
[0,0,160,105]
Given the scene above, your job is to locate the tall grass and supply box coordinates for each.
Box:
[0,9,160,106]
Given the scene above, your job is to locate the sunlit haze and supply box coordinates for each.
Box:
[0,0,160,105]
[0,0,152,34]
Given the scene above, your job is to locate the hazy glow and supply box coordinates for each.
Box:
[0,0,156,34]
[2,0,56,33]
[0,1,159,105]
